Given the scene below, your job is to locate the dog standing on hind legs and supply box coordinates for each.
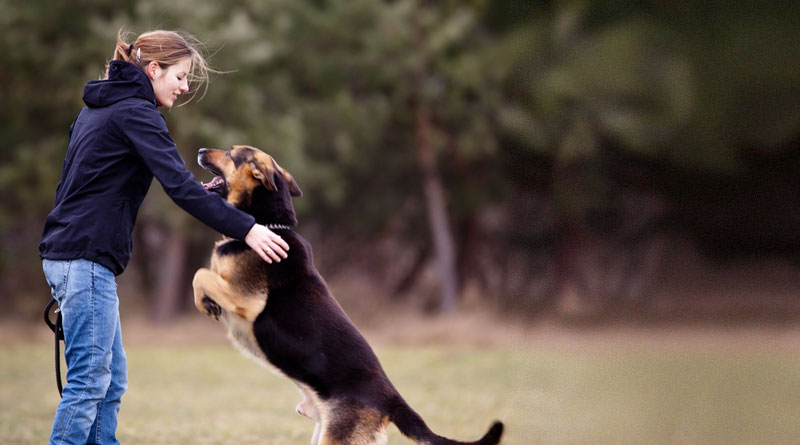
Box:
[192,145,504,445]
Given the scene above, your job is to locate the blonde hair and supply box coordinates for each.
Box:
[108,28,215,104]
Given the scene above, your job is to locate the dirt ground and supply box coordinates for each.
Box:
[5,308,800,355]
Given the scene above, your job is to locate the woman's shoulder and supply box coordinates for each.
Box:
[117,96,158,112]
[117,98,165,125]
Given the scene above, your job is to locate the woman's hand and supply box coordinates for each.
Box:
[245,224,289,263]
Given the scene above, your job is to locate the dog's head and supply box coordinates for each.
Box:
[198,145,302,225]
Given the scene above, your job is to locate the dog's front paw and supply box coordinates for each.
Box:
[202,296,222,320]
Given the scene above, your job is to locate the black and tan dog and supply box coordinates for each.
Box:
[192,145,504,445]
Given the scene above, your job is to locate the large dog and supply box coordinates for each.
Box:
[192,145,504,445]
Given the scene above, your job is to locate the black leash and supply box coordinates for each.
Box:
[43,298,65,397]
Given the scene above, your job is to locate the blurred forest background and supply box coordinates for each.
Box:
[2,0,800,324]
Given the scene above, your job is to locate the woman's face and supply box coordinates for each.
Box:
[148,57,191,108]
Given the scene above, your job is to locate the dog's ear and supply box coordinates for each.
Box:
[278,167,303,197]
[268,157,303,197]
[249,156,302,196]
[249,159,278,192]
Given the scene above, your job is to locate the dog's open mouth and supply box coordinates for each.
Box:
[200,164,227,196]
[202,175,225,192]
[197,149,228,197]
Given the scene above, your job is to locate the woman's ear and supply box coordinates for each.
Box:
[147,61,159,80]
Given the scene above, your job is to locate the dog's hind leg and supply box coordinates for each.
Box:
[296,391,321,422]
[295,385,323,445]
[316,402,389,445]
[192,268,266,321]
[311,422,322,445]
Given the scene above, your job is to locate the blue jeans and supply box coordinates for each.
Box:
[42,259,128,445]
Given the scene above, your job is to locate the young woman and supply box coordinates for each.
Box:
[38,29,288,445]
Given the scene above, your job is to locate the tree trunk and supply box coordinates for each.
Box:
[416,103,459,314]
[392,244,431,299]
[150,230,188,323]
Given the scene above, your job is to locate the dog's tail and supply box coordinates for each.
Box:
[389,396,504,445]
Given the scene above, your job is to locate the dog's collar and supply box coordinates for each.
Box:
[267,224,293,231]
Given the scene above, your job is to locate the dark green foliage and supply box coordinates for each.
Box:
[2,0,799,318]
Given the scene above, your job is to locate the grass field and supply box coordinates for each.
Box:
[2,318,800,444]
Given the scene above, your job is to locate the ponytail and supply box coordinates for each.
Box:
[107,28,216,105]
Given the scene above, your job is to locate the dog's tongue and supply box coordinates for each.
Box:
[203,176,223,190]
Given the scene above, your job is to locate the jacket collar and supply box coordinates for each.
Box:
[82,60,157,108]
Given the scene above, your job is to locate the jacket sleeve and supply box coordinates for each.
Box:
[122,103,255,240]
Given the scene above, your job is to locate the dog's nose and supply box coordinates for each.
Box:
[197,149,207,167]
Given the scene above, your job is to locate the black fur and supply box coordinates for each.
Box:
[228,175,389,400]
[215,240,249,257]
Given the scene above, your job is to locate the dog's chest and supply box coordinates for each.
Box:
[221,313,284,377]
[210,240,282,376]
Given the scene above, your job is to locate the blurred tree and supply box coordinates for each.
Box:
[493,0,800,315]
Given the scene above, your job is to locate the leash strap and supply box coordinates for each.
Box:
[43,298,65,398]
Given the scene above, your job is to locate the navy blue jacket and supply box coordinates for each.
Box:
[39,60,255,275]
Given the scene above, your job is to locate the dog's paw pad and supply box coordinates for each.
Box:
[202,296,222,319]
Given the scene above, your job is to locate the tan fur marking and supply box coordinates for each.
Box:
[221,314,271,369]
[317,402,389,445]
[192,268,265,321]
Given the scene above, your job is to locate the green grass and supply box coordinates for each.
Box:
[2,338,800,444]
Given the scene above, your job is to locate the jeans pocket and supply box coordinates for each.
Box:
[42,259,71,301]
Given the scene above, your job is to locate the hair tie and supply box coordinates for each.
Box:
[128,43,134,55]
